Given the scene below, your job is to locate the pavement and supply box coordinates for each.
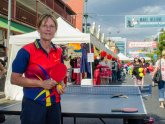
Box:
[0,73,165,124]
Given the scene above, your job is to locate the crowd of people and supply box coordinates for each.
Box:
[93,56,151,86]
[93,56,124,85]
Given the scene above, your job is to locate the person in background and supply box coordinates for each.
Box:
[104,58,111,84]
[146,61,154,86]
[112,58,118,82]
[117,61,122,81]
[123,63,128,75]
[132,58,143,85]
[99,57,107,85]
[152,56,161,87]
[11,14,65,124]
[141,58,146,86]
[152,50,165,108]
[93,58,101,85]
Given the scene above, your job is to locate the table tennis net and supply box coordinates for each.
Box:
[65,86,142,95]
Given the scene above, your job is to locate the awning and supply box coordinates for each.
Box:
[0,17,35,33]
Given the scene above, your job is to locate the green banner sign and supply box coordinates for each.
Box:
[125,15,165,28]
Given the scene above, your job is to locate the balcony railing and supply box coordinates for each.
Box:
[0,0,76,28]
[40,0,76,27]
[15,6,36,27]
[0,0,36,27]
[0,0,8,16]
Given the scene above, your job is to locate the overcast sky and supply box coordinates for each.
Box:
[85,0,165,41]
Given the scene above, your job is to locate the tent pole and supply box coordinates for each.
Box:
[7,0,12,68]
[89,43,93,79]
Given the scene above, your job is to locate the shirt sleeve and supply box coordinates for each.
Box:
[12,48,30,74]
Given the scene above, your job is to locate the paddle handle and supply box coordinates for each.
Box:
[111,108,138,113]
[111,109,122,112]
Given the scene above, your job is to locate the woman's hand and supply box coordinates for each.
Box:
[41,79,57,90]
[56,82,66,94]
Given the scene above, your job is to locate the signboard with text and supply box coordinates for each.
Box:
[87,53,94,62]
[125,15,165,28]
[128,41,157,48]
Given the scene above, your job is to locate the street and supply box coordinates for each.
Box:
[0,74,165,124]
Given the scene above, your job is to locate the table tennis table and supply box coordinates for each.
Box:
[0,85,150,124]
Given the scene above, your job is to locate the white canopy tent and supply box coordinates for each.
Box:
[117,53,130,61]
[9,17,116,56]
[5,17,116,100]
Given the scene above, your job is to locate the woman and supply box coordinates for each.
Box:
[141,58,146,86]
[99,57,107,85]
[152,50,165,108]
[93,59,101,85]
[111,58,117,82]
[11,14,65,124]
[132,58,143,85]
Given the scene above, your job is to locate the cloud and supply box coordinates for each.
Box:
[142,6,165,14]
[130,5,165,15]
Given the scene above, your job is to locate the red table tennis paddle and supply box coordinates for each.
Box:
[42,63,67,101]
[49,63,67,83]
[111,108,138,113]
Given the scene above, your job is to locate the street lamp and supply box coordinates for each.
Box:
[108,32,111,41]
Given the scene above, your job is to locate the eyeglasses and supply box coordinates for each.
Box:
[41,25,56,30]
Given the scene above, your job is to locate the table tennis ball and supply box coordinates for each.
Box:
[138,68,143,73]
[139,73,144,77]
[57,84,63,90]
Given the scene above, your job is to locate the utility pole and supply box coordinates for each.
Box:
[108,32,111,41]
[83,0,93,80]
[84,0,88,33]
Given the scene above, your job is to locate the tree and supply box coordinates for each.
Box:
[157,31,165,56]
[146,30,165,62]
